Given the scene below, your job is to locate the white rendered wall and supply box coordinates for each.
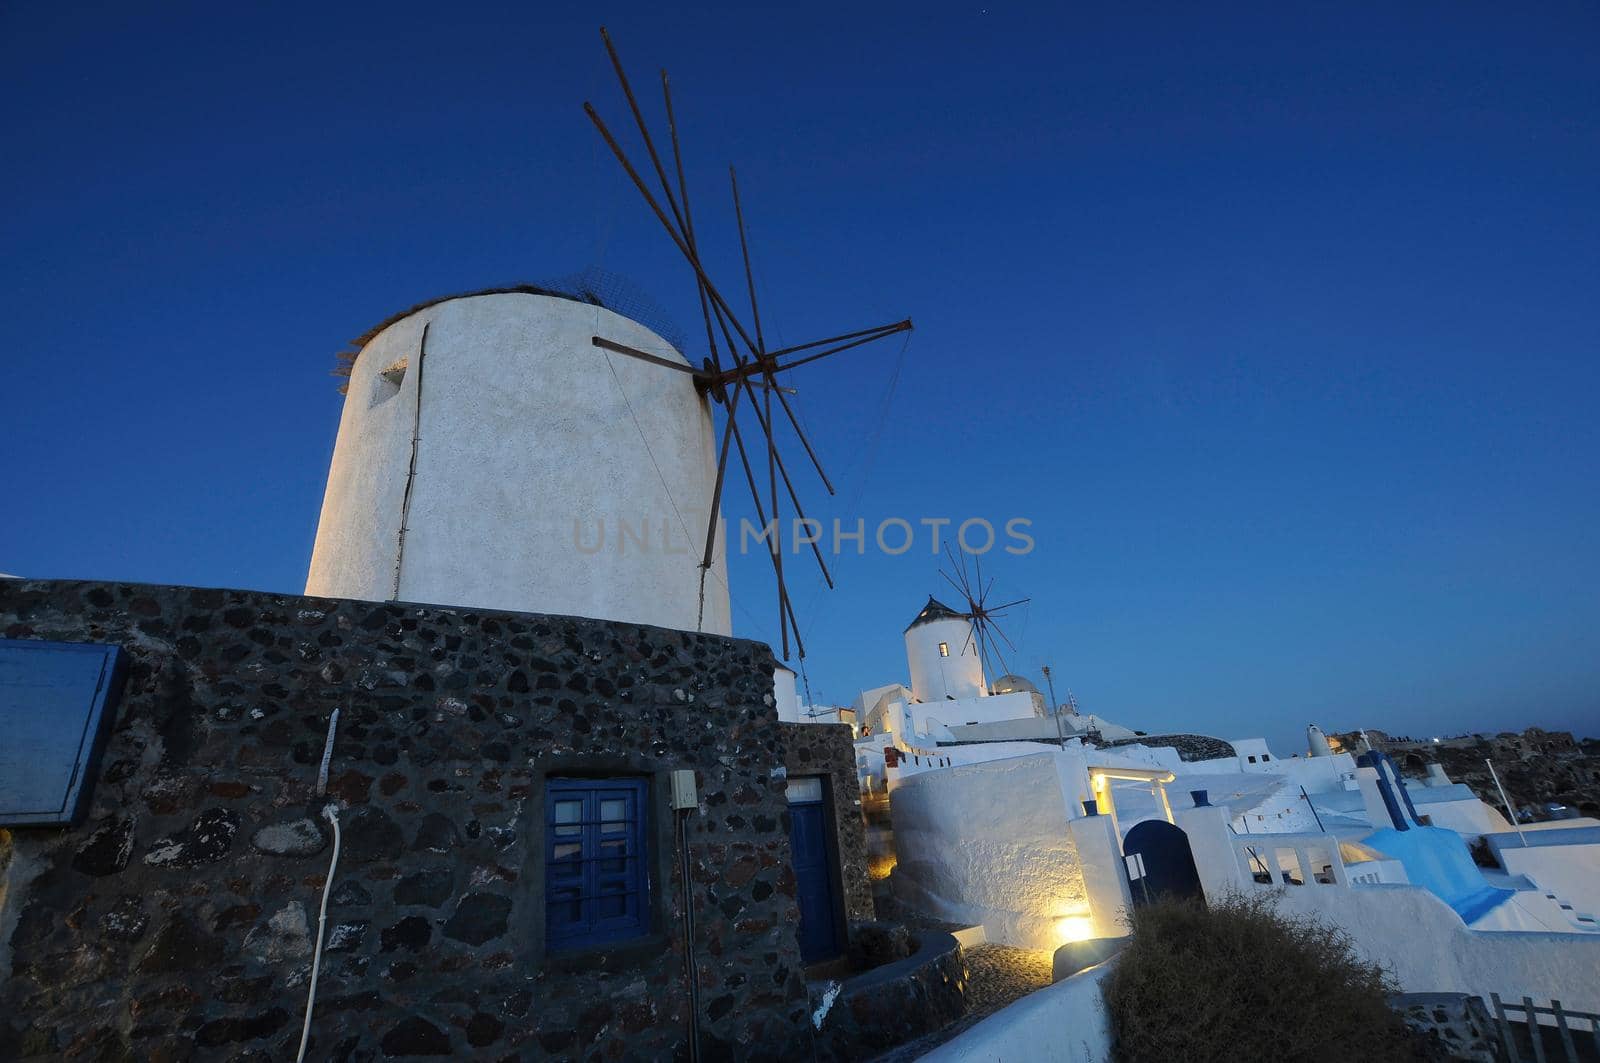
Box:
[1229,737,1278,770]
[888,739,1084,782]
[306,293,731,635]
[1183,750,1358,801]
[1069,812,1135,939]
[925,890,1600,1060]
[1496,841,1600,920]
[889,749,1096,949]
[854,682,906,716]
[1068,713,1139,743]
[1418,797,1512,839]
[921,959,1117,1063]
[1274,884,1600,1012]
[1176,802,1253,898]
[773,667,800,723]
[859,684,913,737]
[909,690,1040,733]
[906,617,985,703]
[1179,802,1600,1008]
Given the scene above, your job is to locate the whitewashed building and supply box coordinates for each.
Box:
[852,594,1600,971]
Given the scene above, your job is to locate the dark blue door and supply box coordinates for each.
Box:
[788,779,842,963]
[1122,819,1204,908]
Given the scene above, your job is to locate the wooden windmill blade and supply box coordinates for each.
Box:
[937,542,1031,688]
[969,552,1007,680]
[938,546,988,672]
[725,169,836,593]
[583,27,913,658]
[661,73,748,579]
[981,592,1030,659]
[730,165,837,497]
[980,618,1016,683]
[975,595,1025,682]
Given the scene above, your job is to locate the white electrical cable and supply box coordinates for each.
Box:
[296,802,342,1063]
[316,707,340,795]
[298,705,346,1061]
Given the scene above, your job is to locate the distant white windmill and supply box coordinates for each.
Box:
[938,544,1030,694]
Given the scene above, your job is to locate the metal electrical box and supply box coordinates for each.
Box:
[669,769,698,811]
[0,638,127,827]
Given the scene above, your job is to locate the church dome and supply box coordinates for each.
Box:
[990,673,1038,695]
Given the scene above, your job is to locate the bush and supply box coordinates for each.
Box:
[1103,892,1420,1063]
[1469,835,1500,868]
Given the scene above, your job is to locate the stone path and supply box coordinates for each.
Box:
[870,943,1054,1061]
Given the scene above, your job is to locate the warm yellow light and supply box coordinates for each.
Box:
[1055,916,1094,944]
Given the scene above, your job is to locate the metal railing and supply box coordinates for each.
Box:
[1491,994,1600,1063]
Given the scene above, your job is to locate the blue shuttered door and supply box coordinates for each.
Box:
[788,784,842,963]
[546,778,648,950]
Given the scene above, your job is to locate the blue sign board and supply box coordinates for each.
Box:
[0,638,127,827]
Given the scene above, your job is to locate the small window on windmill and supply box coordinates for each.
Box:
[371,356,408,407]
[938,642,949,658]
[0,639,127,827]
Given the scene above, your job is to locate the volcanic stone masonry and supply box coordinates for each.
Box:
[777,722,874,926]
[0,580,869,1061]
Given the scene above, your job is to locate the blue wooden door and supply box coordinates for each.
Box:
[787,779,842,963]
[1123,819,1204,908]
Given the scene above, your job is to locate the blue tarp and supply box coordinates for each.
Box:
[1362,825,1514,924]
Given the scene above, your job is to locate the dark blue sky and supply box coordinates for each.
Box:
[4,2,1596,753]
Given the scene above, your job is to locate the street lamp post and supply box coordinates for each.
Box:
[1042,664,1064,749]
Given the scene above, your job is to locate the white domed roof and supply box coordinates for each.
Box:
[990,673,1038,695]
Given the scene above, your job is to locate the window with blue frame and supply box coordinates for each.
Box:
[545,777,650,951]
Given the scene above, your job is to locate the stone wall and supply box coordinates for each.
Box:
[777,722,873,924]
[809,932,967,1062]
[1389,993,1499,1063]
[0,580,816,1060]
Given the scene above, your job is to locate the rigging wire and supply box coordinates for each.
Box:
[798,654,817,715]
[590,55,619,273]
[797,327,914,645]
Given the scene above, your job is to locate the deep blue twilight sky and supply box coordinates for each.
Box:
[4,2,1596,754]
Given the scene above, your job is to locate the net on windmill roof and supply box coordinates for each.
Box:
[532,267,689,353]
[331,266,688,391]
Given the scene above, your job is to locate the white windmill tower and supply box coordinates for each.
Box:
[903,597,985,703]
[306,286,732,635]
[306,28,912,651]
[903,545,1031,702]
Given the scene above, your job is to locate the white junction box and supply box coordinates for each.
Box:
[670,769,698,811]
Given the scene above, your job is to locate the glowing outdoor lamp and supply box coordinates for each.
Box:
[1055,915,1095,944]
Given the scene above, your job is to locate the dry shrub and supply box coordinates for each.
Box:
[1469,836,1500,868]
[1104,892,1420,1063]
